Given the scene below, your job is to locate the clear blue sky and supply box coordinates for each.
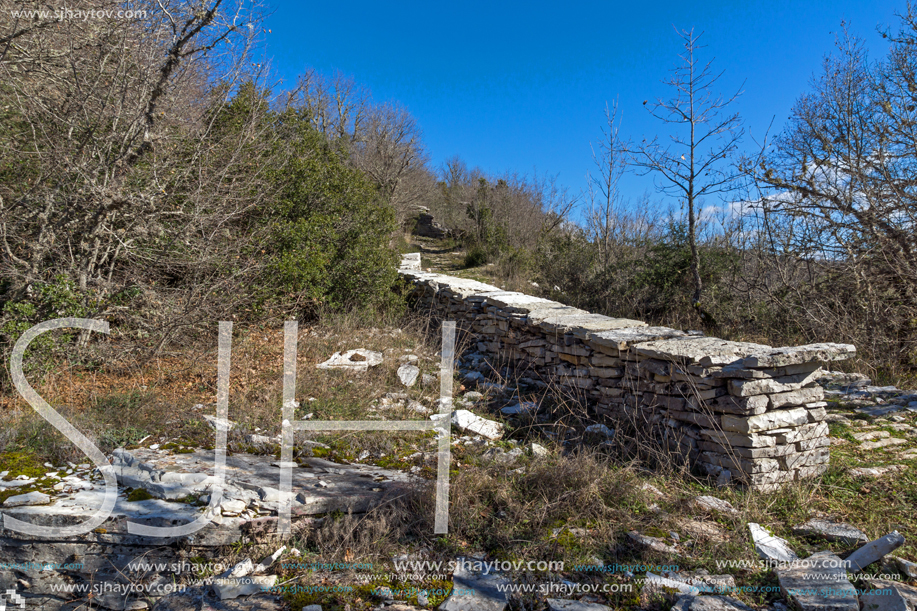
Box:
[260,0,902,216]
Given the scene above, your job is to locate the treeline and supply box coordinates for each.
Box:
[0,0,573,383]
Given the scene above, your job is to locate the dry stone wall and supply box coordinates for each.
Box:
[399,253,855,490]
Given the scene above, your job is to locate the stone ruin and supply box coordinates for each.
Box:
[399,253,855,490]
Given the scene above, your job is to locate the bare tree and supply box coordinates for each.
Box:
[291,69,371,144]
[587,101,628,271]
[0,0,282,357]
[742,15,917,367]
[350,102,430,222]
[630,28,743,318]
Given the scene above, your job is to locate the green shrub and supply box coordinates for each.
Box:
[0,275,94,389]
[463,245,489,268]
[262,117,400,315]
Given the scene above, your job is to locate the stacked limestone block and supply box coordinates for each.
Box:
[398,255,855,490]
[626,338,854,489]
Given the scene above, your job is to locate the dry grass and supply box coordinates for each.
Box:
[2,310,916,610]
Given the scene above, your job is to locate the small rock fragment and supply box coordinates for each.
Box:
[397,363,420,387]
[693,495,739,516]
[628,531,679,555]
[204,415,235,431]
[748,523,798,563]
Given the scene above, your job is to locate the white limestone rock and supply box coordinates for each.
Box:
[727,370,821,397]
[397,363,420,387]
[748,523,798,563]
[316,349,383,371]
[738,343,856,369]
[2,491,51,507]
[451,410,504,440]
[861,437,908,450]
[203,415,235,432]
[212,575,278,600]
[849,465,908,478]
[721,408,809,434]
[693,495,739,516]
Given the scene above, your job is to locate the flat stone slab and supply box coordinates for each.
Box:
[451,410,504,440]
[861,438,908,450]
[635,338,772,366]
[862,578,917,611]
[483,292,563,314]
[671,595,754,611]
[722,408,809,434]
[546,599,611,611]
[439,558,509,611]
[213,575,278,600]
[856,404,911,417]
[726,370,821,397]
[792,519,868,545]
[737,343,856,369]
[523,304,589,323]
[538,313,644,335]
[587,326,688,351]
[853,431,890,441]
[432,277,503,297]
[776,551,859,611]
[2,491,51,507]
[849,465,908,478]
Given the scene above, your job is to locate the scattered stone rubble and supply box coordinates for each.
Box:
[0,446,414,610]
[399,253,854,489]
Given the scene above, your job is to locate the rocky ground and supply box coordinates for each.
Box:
[1,246,917,611]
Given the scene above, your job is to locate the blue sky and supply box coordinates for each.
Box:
[260,0,902,217]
